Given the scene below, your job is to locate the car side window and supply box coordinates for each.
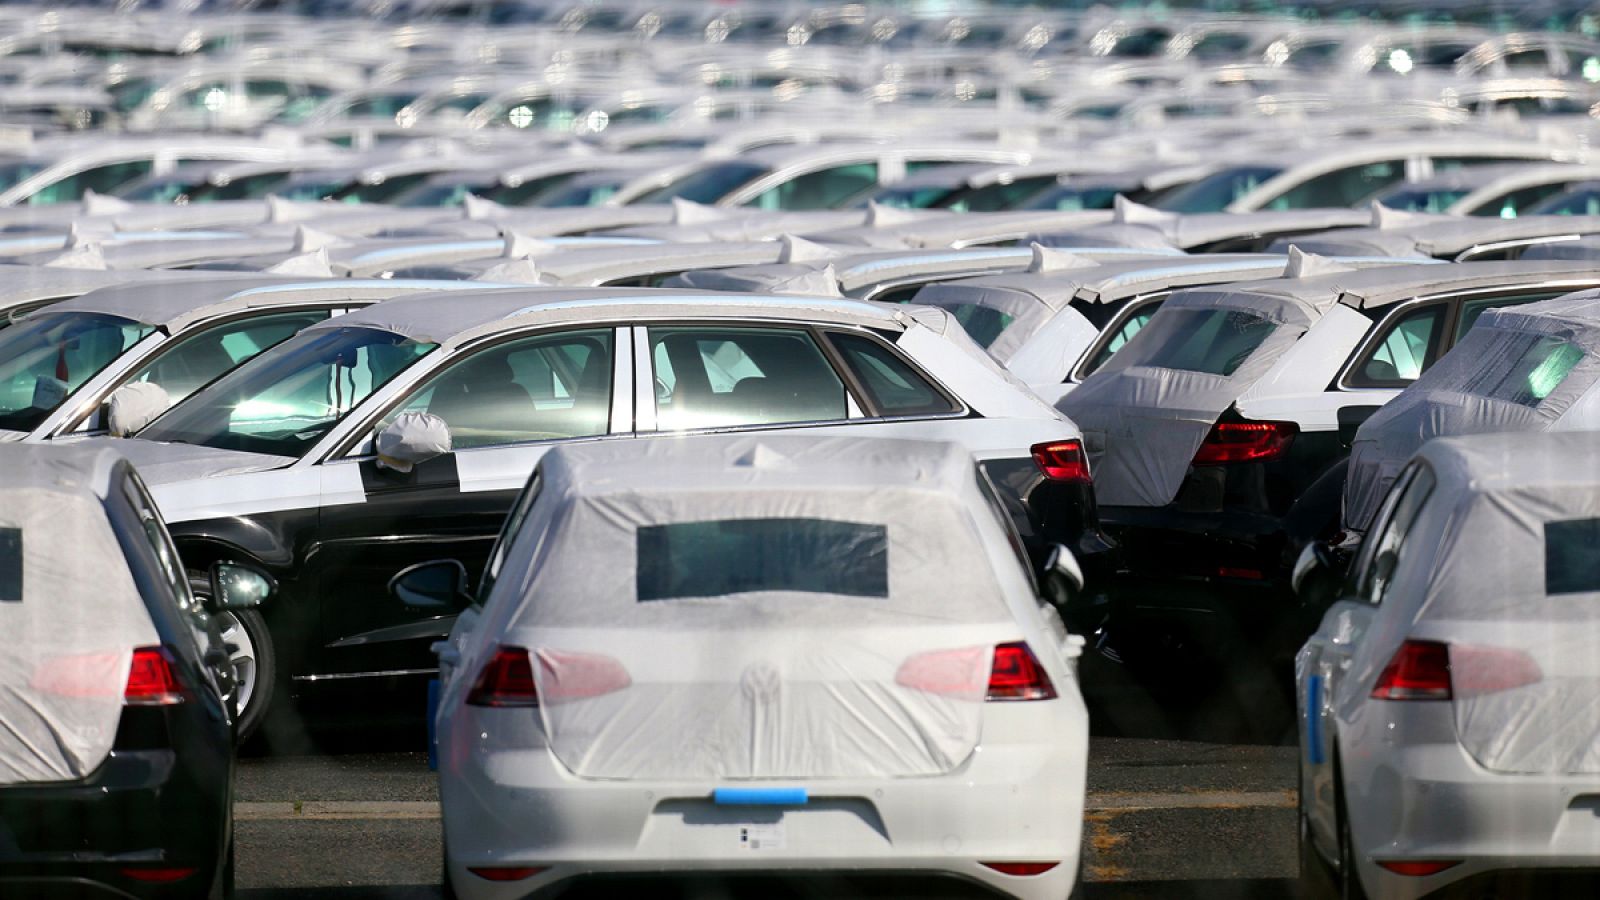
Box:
[27,159,153,205]
[127,310,331,407]
[827,331,958,416]
[477,474,541,606]
[1080,295,1167,378]
[120,472,197,616]
[649,325,848,430]
[745,162,878,210]
[1352,463,1436,607]
[1349,303,1447,387]
[1453,292,1557,341]
[1267,160,1404,209]
[385,329,614,449]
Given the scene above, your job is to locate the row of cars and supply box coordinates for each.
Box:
[3,213,1599,898]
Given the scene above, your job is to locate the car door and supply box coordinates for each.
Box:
[1298,460,1435,857]
[305,325,629,678]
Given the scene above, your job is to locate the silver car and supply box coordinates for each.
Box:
[1297,430,1600,899]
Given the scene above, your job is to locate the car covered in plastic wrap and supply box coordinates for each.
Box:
[421,434,1089,900]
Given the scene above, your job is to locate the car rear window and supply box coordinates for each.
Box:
[1137,307,1277,376]
[636,518,888,601]
[1458,334,1584,407]
[1546,517,1600,595]
[0,526,18,603]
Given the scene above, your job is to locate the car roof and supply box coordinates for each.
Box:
[312,286,903,347]
[1211,258,1600,311]
[1421,429,1600,500]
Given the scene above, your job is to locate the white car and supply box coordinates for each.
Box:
[1297,430,1600,899]
[420,434,1089,900]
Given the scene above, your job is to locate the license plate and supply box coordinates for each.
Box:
[738,822,785,851]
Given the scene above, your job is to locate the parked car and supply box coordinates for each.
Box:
[1297,429,1600,900]
[108,287,1103,742]
[0,441,268,898]
[1058,257,1600,658]
[424,434,1089,900]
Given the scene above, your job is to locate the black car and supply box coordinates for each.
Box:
[0,443,269,899]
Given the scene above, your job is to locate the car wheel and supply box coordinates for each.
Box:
[189,571,277,742]
[1336,772,1368,900]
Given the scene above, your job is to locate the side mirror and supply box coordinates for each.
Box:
[374,411,452,473]
[104,382,171,437]
[207,561,276,611]
[389,559,471,612]
[1045,543,1085,593]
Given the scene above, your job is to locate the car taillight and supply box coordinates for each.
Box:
[468,866,547,881]
[467,646,539,707]
[1449,644,1542,697]
[1376,860,1461,877]
[124,647,185,706]
[981,861,1060,876]
[1031,439,1091,484]
[1191,420,1297,466]
[120,866,197,883]
[987,642,1057,702]
[467,646,631,708]
[1371,640,1452,701]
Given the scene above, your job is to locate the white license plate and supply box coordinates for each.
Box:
[737,822,785,850]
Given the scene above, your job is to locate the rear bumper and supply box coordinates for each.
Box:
[0,747,229,898]
[439,702,1086,900]
[1350,742,1600,900]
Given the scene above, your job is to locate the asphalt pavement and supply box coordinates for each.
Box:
[234,738,1304,899]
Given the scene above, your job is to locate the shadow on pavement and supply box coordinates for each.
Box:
[238,878,1310,900]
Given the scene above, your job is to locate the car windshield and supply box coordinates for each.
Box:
[484,171,580,206]
[1154,165,1284,212]
[631,161,769,204]
[534,174,630,207]
[1528,189,1600,215]
[1370,186,1471,213]
[1022,184,1123,211]
[0,311,152,433]
[1135,307,1278,376]
[139,326,436,458]
[395,179,493,207]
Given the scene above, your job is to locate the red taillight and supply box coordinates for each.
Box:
[1191,420,1298,466]
[120,866,197,883]
[895,646,991,699]
[467,646,538,708]
[1449,644,1543,697]
[468,866,547,881]
[124,647,185,706]
[981,861,1060,876]
[536,649,632,704]
[467,647,631,708]
[1376,860,1461,877]
[987,642,1057,702]
[1371,640,1452,701]
[1031,439,1091,484]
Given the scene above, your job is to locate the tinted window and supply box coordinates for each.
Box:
[486,172,579,206]
[1350,304,1445,386]
[942,303,1014,348]
[1355,463,1436,606]
[1082,298,1164,377]
[0,527,18,603]
[1464,183,1568,218]
[126,310,331,406]
[650,325,847,430]
[634,162,769,205]
[1455,293,1553,340]
[1266,161,1403,209]
[0,312,153,432]
[637,519,888,601]
[829,331,957,415]
[385,329,613,449]
[27,160,153,205]
[140,327,436,458]
[1458,334,1584,407]
[1547,518,1600,595]
[745,162,879,211]
[1155,166,1283,213]
[1138,308,1277,376]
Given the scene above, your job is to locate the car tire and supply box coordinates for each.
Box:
[189,571,276,743]
[1335,770,1368,900]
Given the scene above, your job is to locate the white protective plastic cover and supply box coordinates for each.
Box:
[1059,286,1325,507]
[1344,290,1600,532]
[471,436,1034,781]
[0,449,158,784]
[1398,434,1600,774]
